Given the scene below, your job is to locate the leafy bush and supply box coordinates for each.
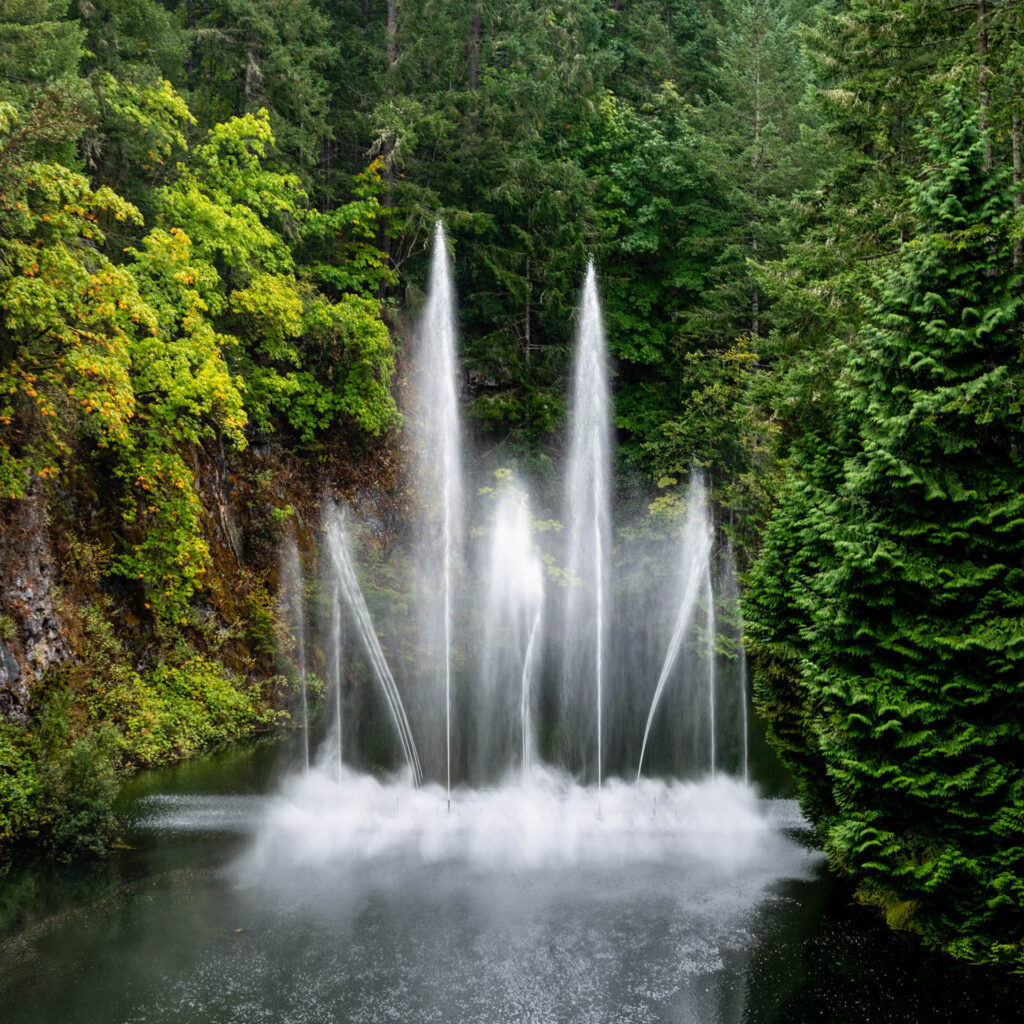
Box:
[93,657,276,767]
[0,682,117,859]
[0,604,282,858]
[0,722,41,845]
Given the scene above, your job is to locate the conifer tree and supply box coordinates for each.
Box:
[747,85,1024,967]
[0,0,90,163]
[179,0,334,181]
[697,0,820,341]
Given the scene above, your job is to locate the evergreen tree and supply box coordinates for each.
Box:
[77,0,190,211]
[746,86,1024,967]
[0,1,85,108]
[754,0,982,464]
[0,0,90,164]
[179,0,334,181]
[696,0,820,341]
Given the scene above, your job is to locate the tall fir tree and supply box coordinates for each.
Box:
[179,0,334,182]
[0,0,90,164]
[746,85,1024,967]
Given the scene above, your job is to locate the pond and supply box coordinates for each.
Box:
[1,736,1020,1024]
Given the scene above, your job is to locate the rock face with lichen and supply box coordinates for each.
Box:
[0,436,404,725]
[0,483,69,719]
[0,423,410,855]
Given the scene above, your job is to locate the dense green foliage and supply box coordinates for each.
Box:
[0,601,281,856]
[0,0,1022,972]
[747,78,1024,969]
[0,6,400,619]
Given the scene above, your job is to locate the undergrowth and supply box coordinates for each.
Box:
[0,600,285,859]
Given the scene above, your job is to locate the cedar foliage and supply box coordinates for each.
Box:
[746,86,1024,969]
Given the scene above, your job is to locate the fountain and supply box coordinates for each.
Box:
[13,239,971,1024]
[722,541,750,783]
[636,475,714,782]
[739,620,750,784]
[300,249,747,792]
[326,577,344,777]
[413,221,463,807]
[476,481,545,782]
[279,531,309,771]
[562,261,612,788]
[324,506,422,785]
[94,250,816,1024]
[705,563,718,776]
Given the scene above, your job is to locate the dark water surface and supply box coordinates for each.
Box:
[1,739,1020,1024]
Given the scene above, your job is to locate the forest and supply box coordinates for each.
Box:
[0,0,1021,987]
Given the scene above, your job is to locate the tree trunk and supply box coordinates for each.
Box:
[524,257,532,364]
[186,0,195,79]
[386,0,399,80]
[377,0,400,300]
[469,8,481,91]
[319,136,338,214]
[751,232,760,338]
[750,29,762,337]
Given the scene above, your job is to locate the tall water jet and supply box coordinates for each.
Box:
[739,636,749,784]
[719,541,750,784]
[521,609,542,782]
[563,262,612,788]
[636,476,713,782]
[280,533,309,771]
[477,483,544,782]
[414,222,463,806]
[324,507,423,785]
[704,565,717,777]
[327,579,344,777]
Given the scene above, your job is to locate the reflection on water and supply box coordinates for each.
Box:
[1,740,1021,1024]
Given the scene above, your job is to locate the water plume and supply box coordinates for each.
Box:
[637,476,714,782]
[562,261,612,787]
[279,531,309,771]
[324,506,422,785]
[477,483,545,781]
[414,221,463,805]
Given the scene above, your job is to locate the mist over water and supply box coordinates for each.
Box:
[6,742,1017,1024]
[239,767,811,876]
[110,765,821,1024]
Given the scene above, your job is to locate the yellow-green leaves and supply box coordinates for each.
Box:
[0,141,248,618]
[157,111,301,282]
[0,162,146,494]
[1,95,400,620]
[230,273,304,364]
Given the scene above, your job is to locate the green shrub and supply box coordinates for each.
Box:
[0,685,118,858]
[38,730,118,859]
[91,656,277,767]
[0,604,282,859]
[0,722,41,845]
